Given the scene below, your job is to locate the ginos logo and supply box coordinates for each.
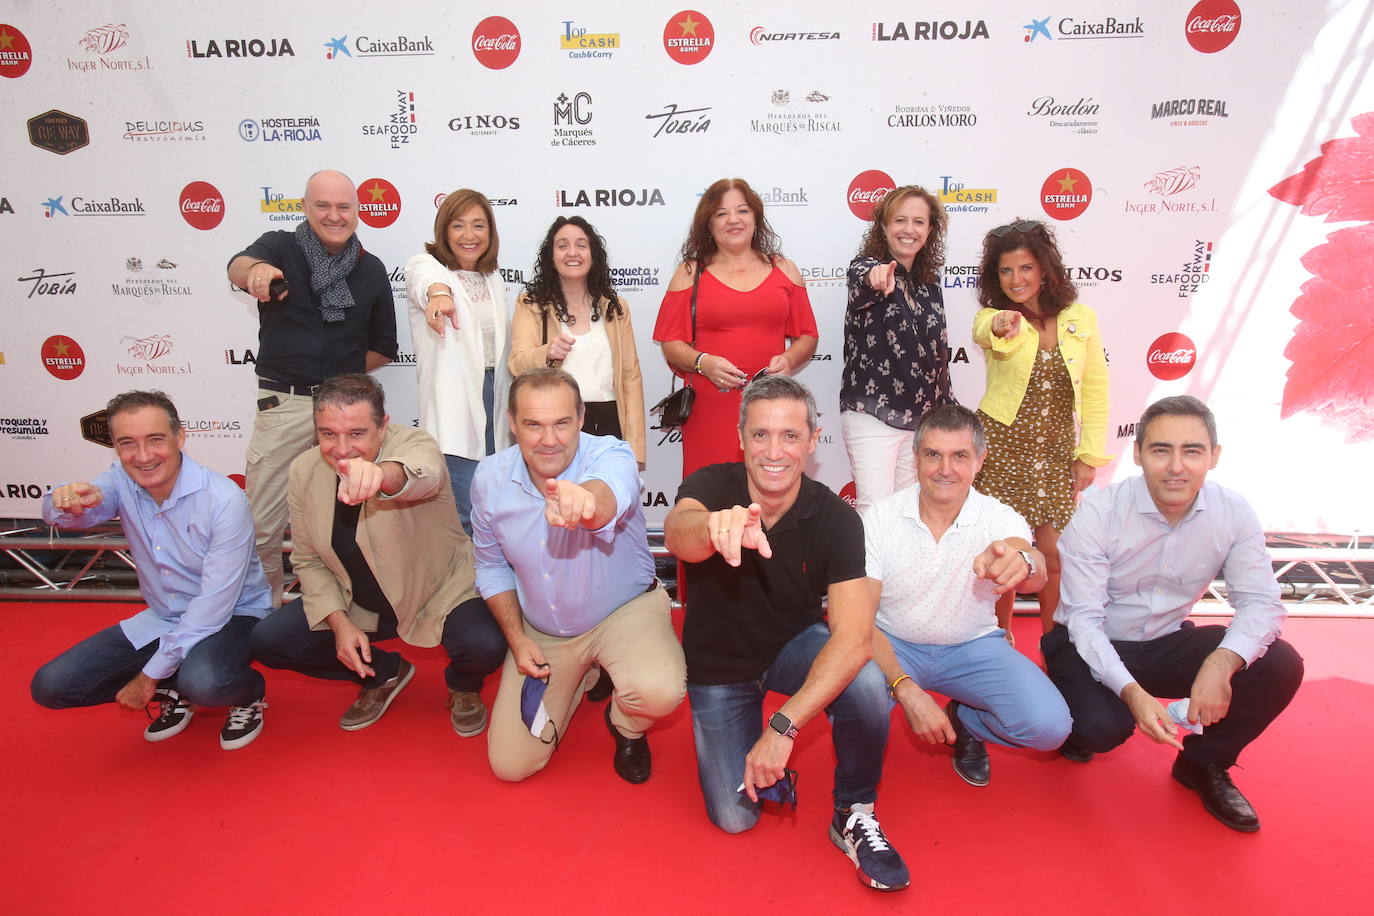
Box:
[179,180,225,230]
[357,177,401,228]
[839,480,857,508]
[472,16,520,69]
[847,170,895,220]
[42,335,86,380]
[1,24,34,78]
[1040,168,1092,220]
[1185,0,1241,53]
[1146,332,1197,380]
[664,10,714,64]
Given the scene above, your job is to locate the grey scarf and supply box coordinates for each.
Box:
[294,220,360,322]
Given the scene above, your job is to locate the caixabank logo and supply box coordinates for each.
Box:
[0,24,33,78]
[43,193,146,217]
[1040,168,1092,220]
[357,178,402,228]
[323,33,436,60]
[664,10,714,64]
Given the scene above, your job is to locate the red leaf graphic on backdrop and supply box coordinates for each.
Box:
[1269,111,1374,222]
[1270,114,1374,442]
[1277,224,1374,442]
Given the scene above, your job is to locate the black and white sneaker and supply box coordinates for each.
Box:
[829,803,910,891]
[145,689,194,742]
[220,700,267,750]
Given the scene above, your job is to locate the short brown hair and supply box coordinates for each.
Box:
[508,367,583,418]
[857,185,947,285]
[313,373,385,426]
[427,189,500,273]
[107,390,181,433]
[679,178,781,269]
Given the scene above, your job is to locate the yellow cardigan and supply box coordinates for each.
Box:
[509,293,646,466]
[971,301,1113,467]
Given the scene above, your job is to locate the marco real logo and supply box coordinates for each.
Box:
[664,10,714,64]
[1040,168,1092,220]
[179,180,224,230]
[357,177,401,228]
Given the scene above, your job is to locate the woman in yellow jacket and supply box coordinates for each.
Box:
[509,216,646,467]
[972,219,1111,635]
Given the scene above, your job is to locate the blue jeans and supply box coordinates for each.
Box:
[687,622,889,834]
[884,629,1071,750]
[31,615,264,708]
[251,596,506,692]
[445,367,497,537]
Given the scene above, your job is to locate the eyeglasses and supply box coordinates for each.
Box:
[990,219,1042,237]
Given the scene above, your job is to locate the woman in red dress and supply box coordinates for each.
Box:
[654,178,819,477]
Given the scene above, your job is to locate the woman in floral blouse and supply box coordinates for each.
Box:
[841,185,956,512]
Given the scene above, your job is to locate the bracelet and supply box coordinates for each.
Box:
[889,674,912,696]
[426,290,454,303]
[693,352,707,374]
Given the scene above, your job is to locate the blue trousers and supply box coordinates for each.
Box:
[445,367,497,537]
[883,628,1071,750]
[687,622,890,834]
[31,615,264,708]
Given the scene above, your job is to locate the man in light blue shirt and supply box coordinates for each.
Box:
[1046,395,1303,831]
[32,390,272,750]
[473,368,684,785]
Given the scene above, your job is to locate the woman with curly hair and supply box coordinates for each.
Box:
[509,216,645,465]
[972,219,1111,635]
[406,189,511,535]
[841,185,957,512]
[653,177,818,477]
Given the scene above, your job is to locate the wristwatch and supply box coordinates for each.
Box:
[768,711,799,739]
[1016,548,1037,578]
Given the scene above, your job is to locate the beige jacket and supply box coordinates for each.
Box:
[509,293,646,465]
[287,424,478,646]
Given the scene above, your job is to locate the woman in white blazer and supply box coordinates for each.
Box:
[406,189,512,535]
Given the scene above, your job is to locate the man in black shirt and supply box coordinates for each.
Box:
[664,375,908,893]
[226,169,398,605]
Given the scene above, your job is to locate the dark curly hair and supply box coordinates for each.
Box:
[522,216,622,323]
[678,178,781,270]
[856,185,947,285]
[975,218,1077,319]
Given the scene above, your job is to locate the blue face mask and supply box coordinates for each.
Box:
[521,674,554,743]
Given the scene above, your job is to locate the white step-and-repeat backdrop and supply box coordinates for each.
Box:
[3,1,1371,532]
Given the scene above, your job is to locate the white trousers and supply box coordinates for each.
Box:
[841,409,917,514]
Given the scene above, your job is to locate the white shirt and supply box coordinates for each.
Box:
[864,486,1031,646]
[560,317,615,401]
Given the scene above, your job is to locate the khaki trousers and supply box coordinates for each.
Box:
[487,583,685,782]
[245,389,317,606]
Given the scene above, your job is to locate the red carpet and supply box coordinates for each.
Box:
[4,603,1370,914]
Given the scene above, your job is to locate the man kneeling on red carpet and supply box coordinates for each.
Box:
[664,375,909,893]
[1045,395,1304,831]
[32,390,271,750]
[250,374,506,735]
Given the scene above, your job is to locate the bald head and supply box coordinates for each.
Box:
[303,170,359,253]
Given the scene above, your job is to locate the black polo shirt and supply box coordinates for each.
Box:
[231,230,398,388]
[676,463,867,685]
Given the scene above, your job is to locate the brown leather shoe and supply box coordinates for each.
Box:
[448,689,488,737]
[339,658,415,731]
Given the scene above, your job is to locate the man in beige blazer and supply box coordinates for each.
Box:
[251,374,505,735]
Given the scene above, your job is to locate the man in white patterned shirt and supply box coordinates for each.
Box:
[863,405,1070,787]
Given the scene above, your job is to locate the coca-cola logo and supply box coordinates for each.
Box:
[179,180,224,230]
[42,335,86,380]
[1185,0,1241,53]
[1040,167,1093,220]
[0,24,34,78]
[846,169,896,220]
[1146,332,1197,380]
[839,480,857,508]
[472,16,520,69]
[356,177,401,228]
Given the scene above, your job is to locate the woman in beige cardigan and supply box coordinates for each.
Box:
[509,216,646,467]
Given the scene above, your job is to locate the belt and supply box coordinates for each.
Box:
[257,378,319,396]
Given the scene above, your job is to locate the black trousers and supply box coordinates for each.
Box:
[1041,623,1303,767]
[582,400,622,439]
[251,596,506,692]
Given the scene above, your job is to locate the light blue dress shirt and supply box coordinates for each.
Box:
[471,433,654,637]
[1056,475,1284,696]
[42,455,271,679]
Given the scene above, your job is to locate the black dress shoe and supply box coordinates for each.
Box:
[1171,754,1260,832]
[604,702,651,784]
[586,667,614,702]
[946,699,990,787]
[1059,738,1095,763]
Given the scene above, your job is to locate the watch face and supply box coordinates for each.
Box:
[770,712,793,736]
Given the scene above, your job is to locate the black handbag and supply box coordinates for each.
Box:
[649,267,700,430]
